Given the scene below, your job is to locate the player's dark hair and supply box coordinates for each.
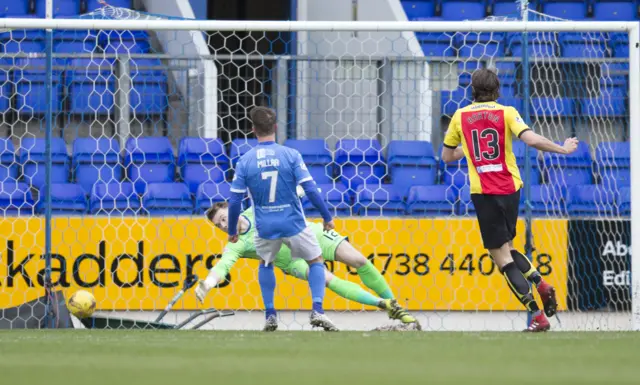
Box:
[205,202,228,222]
[471,69,500,103]
[249,106,277,137]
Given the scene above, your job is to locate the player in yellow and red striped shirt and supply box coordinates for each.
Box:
[442,69,578,332]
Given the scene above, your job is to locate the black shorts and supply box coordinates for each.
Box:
[471,190,520,250]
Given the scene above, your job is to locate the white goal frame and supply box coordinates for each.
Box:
[1,17,637,330]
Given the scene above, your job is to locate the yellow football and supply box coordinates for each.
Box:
[67,290,96,318]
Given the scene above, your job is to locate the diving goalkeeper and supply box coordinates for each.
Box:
[195,202,420,331]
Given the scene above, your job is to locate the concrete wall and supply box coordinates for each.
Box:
[296,0,431,148]
[141,0,216,137]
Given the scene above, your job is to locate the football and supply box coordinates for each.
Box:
[67,290,96,319]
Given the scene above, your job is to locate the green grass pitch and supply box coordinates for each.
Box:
[0,331,638,385]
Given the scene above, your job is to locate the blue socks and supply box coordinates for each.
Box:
[259,264,276,319]
[308,262,326,314]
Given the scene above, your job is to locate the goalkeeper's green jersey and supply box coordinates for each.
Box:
[211,209,346,280]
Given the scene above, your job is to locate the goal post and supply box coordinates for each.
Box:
[0,10,637,331]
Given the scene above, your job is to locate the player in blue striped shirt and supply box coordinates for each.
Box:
[227,106,338,332]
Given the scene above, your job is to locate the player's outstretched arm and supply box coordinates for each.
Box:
[441,146,465,163]
[195,243,244,303]
[519,131,579,155]
[226,192,243,242]
[300,180,334,230]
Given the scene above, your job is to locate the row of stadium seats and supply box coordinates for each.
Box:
[0,137,630,207]
[0,0,131,17]
[0,56,168,115]
[403,1,640,21]
[1,179,630,217]
[418,30,630,59]
[0,14,167,114]
[450,91,627,117]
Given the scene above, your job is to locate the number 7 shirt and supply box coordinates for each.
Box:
[231,141,312,239]
[443,101,531,195]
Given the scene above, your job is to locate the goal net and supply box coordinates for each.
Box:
[0,2,637,331]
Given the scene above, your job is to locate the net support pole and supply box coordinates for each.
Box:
[116,58,131,151]
[629,22,640,331]
[202,60,217,138]
[520,0,534,326]
[274,58,288,143]
[43,0,54,328]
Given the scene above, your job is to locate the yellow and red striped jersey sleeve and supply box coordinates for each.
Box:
[505,106,531,138]
[443,110,462,149]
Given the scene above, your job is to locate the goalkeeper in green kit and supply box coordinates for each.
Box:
[196,201,420,331]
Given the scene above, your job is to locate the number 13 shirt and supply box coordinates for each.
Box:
[443,101,531,195]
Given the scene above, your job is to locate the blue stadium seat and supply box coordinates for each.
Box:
[607,33,630,57]
[544,141,593,187]
[456,32,505,58]
[37,0,79,17]
[195,182,231,214]
[178,137,228,194]
[98,30,150,54]
[402,1,435,19]
[87,0,132,12]
[439,144,468,189]
[0,138,17,182]
[388,140,437,189]
[544,140,591,168]
[335,139,387,190]
[594,1,638,21]
[567,184,617,216]
[13,58,64,114]
[441,0,486,20]
[596,141,630,187]
[66,58,115,114]
[542,1,588,20]
[530,97,575,117]
[0,182,34,215]
[417,25,456,56]
[230,138,258,167]
[491,0,521,17]
[508,34,558,57]
[457,185,475,215]
[142,182,193,215]
[458,61,482,87]
[128,58,168,114]
[90,182,141,215]
[2,40,45,54]
[495,62,516,86]
[442,87,471,116]
[301,182,353,217]
[407,185,456,216]
[512,141,542,185]
[560,34,606,58]
[602,61,627,88]
[124,137,175,194]
[0,62,10,113]
[526,184,566,217]
[284,139,334,184]
[596,141,630,167]
[580,94,627,117]
[36,183,87,214]
[54,40,98,54]
[619,186,630,216]
[0,1,29,16]
[20,138,70,188]
[72,137,122,193]
[356,184,407,216]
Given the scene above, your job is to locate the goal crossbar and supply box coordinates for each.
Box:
[0,18,636,33]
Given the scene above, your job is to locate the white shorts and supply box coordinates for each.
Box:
[254,225,322,266]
